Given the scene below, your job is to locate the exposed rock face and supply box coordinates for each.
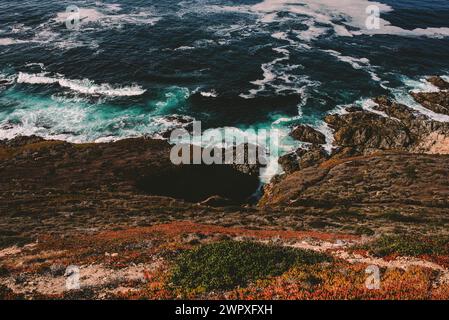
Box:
[290,125,326,144]
[408,76,449,116]
[324,110,412,154]
[159,115,194,139]
[1,76,449,252]
[260,152,449,208]
[278,145,329,174]
[373,96,449,154]
[0,136,259,204]
[265,78,449,212]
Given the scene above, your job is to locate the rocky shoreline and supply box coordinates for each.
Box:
[2,76,449,239]
[1,76,449,299]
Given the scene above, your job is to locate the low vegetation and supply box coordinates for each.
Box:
[364,234,449,257]
[170,241,332,292]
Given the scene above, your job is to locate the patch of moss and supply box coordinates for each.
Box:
[171,241,331,292]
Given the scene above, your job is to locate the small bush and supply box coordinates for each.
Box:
[379,211,423,223]
[365,235,449,257]
[171,241,331,292]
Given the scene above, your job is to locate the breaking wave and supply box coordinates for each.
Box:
[16,72,146,97]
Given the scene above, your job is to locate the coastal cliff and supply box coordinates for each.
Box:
[1,77,449,299]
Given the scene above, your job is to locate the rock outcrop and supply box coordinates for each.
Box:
[264,76,449,212]
[290,125,326,144]
[428,76,449,90]
[260,152,449,208]
[278,145,329,174]
[411,91,449,116]
[0,136,259,204]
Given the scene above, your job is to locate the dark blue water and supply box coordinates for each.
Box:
[1,0,449,143]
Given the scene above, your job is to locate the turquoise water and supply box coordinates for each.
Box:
[1,0,449,143]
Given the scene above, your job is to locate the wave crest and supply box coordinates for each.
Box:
[16,72,146,97]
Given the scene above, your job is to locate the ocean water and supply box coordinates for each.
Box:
[1,0,449,146]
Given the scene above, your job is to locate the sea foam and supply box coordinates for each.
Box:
[16,72,146,97]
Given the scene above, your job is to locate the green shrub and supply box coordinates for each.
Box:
[365,235,449,257]
[171,241,331,292]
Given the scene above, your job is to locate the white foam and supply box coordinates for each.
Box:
[388,76,449,122]
[360,98,390,118]
[54,7,159,28]
[241,43,318,127]
[315,121,336,153]
[295,19,329,42]
[200,90,218,98]
[1,6,159,50]
[250,0,449,39]
[403,77,440,94]
[16,72,146,97]
[174,46,195,51]
[324,49,381,82]
[0,38,30,46]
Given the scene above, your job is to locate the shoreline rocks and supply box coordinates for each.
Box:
[263,76,449,210]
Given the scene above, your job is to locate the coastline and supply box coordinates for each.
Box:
[1,76,449,299]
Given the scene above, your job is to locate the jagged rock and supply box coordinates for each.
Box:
[428,76,449,90]
[411,91,449,115]
[278,153,300,174]
[373,96,449,154]
[279,145,329,174]
[290,125,326,144]
[159,115,194,139]
[345,106,361,113]
[324,111,412,154]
